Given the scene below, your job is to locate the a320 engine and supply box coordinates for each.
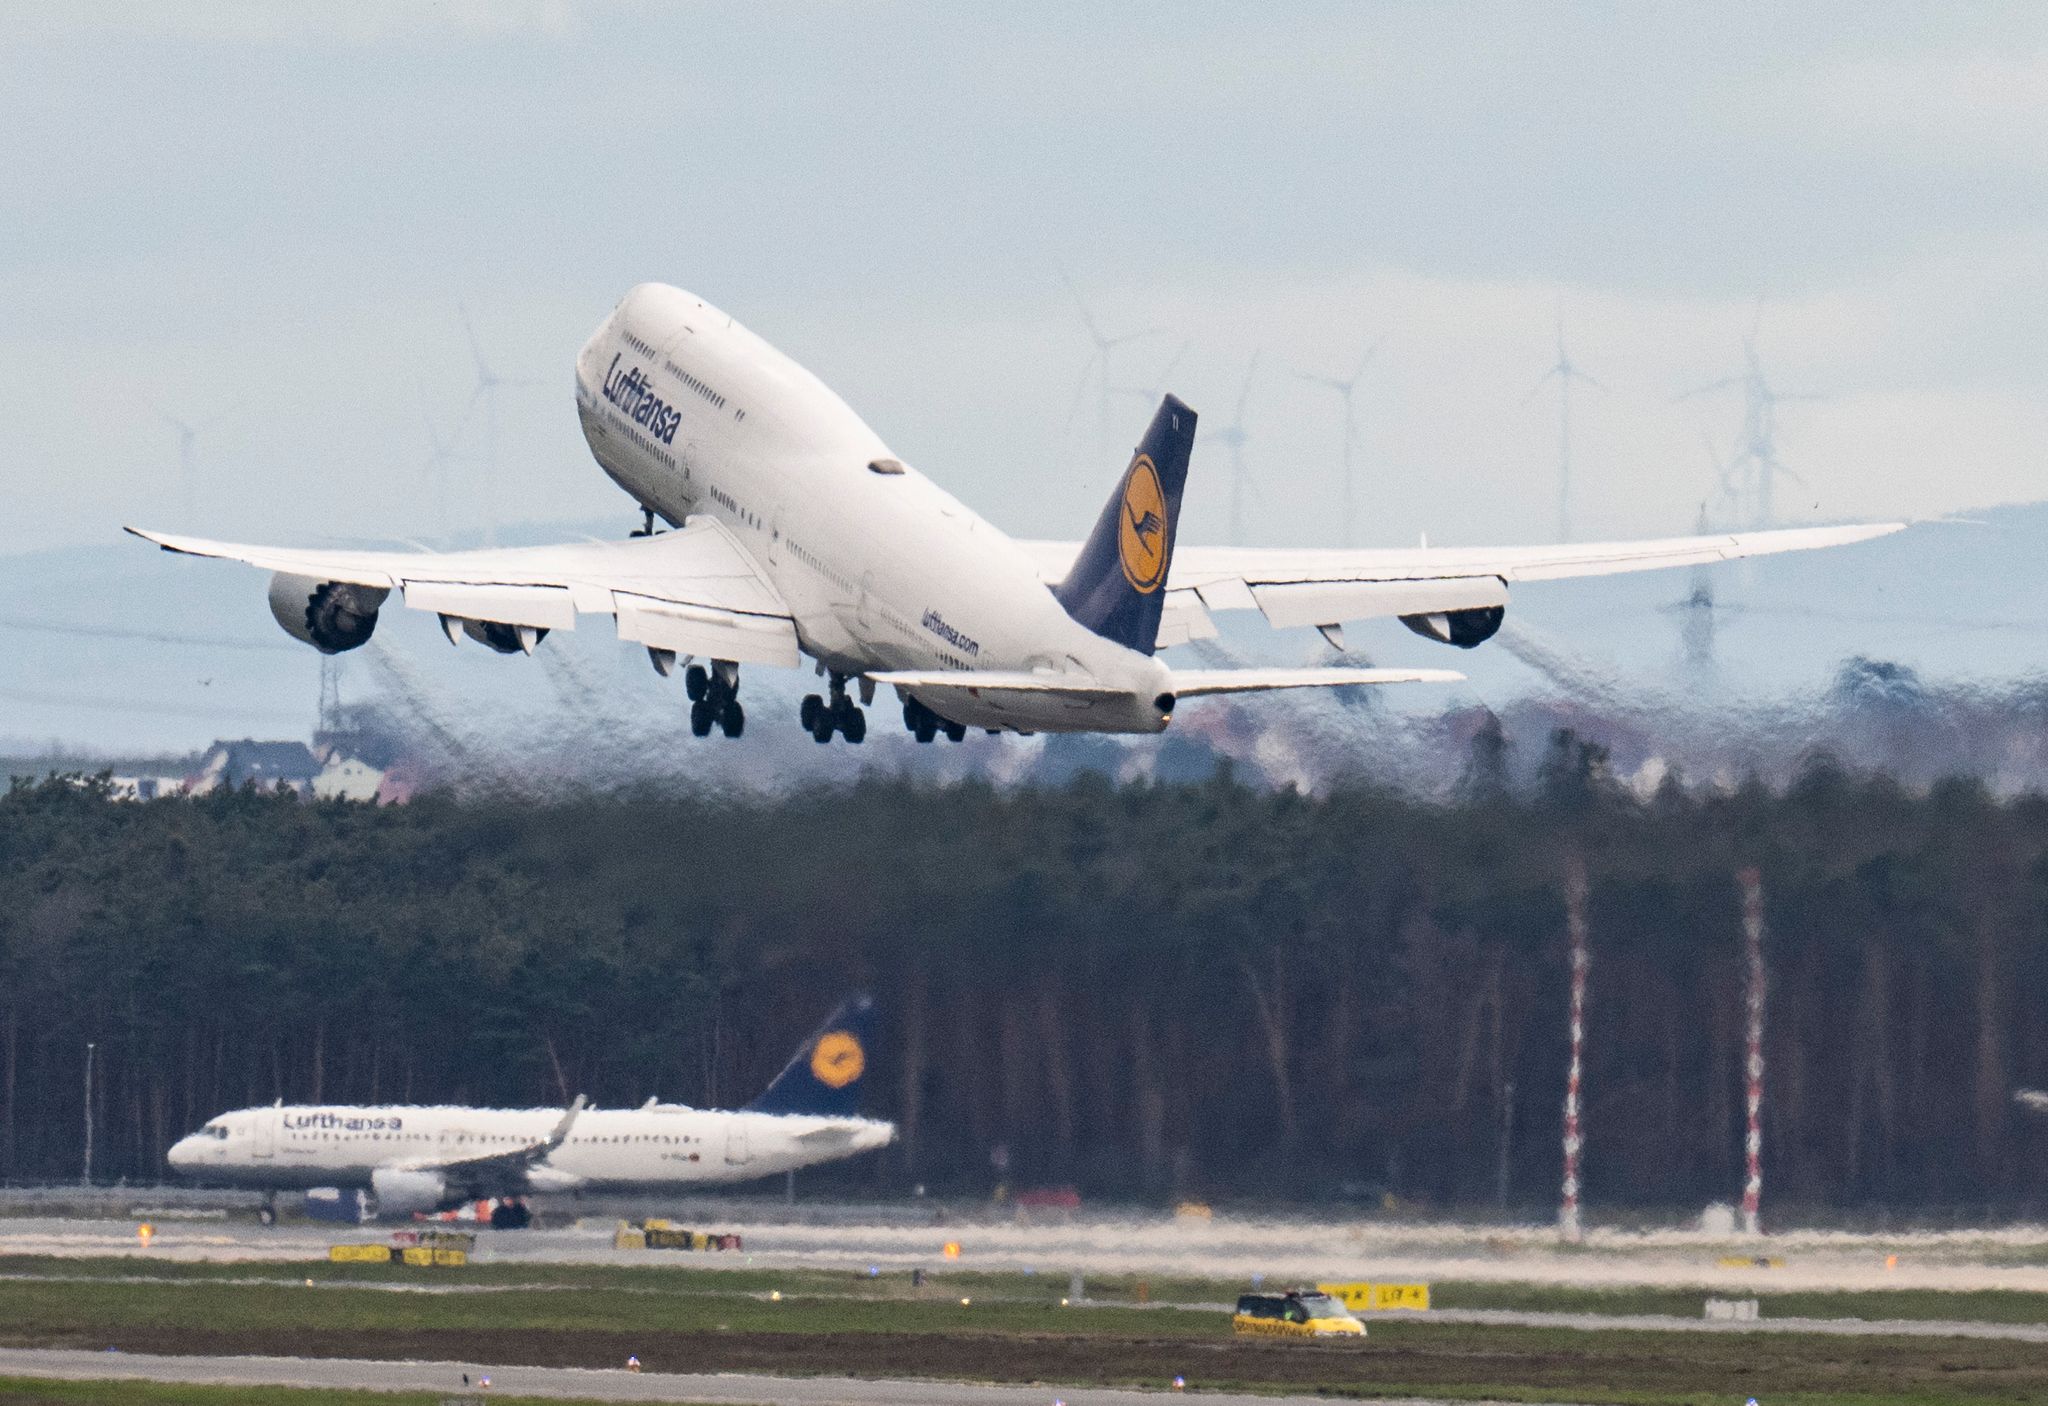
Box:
[268,573,390,654]
[370,1166,456,1215]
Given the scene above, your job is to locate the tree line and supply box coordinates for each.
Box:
[4,742,2048,1218]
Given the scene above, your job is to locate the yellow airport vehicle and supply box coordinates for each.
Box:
[1319,1281,1432,1312]
[1232,1290,1367,1337]
[328,1244,394,1264]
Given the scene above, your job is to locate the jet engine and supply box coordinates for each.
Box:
[1400,605,1505,649]
[370,1166,454,1215]
[268,573,390,654]
[457,618,549,655]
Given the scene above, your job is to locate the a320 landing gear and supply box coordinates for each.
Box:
[488,1199,532,1230]
[903,696,967,744]
[801,675,867,744]
[685,661,745,739]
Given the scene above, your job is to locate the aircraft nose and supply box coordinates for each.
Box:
[166,1137,198,1171]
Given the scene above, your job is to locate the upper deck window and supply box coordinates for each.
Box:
[868,458,905,475]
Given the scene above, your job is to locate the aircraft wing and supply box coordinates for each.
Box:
[125,520,800,667]
[1018,523,1904,640]
[395,1095,588,1184]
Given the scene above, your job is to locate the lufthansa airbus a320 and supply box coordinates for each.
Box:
[130,284,1901,744]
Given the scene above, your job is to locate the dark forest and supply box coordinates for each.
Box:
[6,737,2048,1219]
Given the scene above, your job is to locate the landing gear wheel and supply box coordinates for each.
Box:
[800,694,823,731]
[719,699,745,738]
[944,721,967,743]
[690,699,714,737]
[684,665,709,702]
[811,708,835,743]
[844,709,866,744]
[914,717,937,743]
[257,1201,277,1227]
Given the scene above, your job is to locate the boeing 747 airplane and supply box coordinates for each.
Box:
[130,283,1900,744]
[167,997,891,1227]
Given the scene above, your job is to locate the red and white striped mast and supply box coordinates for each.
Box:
[1738,867,1768,1237]
[1560,854,1590,1242]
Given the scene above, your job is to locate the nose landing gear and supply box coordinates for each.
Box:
[685,661,745,738]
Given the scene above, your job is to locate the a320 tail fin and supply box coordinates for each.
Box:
[745,995,877,1117]
[1053,395,1196,656]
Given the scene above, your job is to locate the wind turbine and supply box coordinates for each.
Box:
[1059,272,1166,487]
[457,303,541,545]
[1681,306,1821,530]
[1296,337,1381,547]
[418,392,470,544]
[1203,355,1261,546]
[152,400,241,532]
[1105,339,1191,414]
[1525,310,1603,542]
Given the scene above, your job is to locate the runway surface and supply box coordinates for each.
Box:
[0,1346,1555,1406]
[13,1207,2048,1297]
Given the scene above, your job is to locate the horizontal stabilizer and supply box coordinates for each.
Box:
[1166,667,1463,697]
[866,670,1127,697]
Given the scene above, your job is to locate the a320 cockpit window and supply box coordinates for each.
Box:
[201,1123,228,1139]
[867,458,905,475]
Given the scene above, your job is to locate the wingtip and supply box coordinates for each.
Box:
[124,525,178,552]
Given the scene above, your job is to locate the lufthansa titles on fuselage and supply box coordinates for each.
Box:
[921,608,981,658]
[284,1110,404,1132]
[602,355,682,445]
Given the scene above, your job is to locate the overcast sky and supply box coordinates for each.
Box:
[5,1,2046,560]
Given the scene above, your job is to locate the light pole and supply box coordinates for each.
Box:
[82,1042,96,1187]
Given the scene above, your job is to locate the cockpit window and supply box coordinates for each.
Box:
[202,1123,228,1139]
[867,458,905,475]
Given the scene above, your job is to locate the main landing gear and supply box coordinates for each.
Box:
[903,696,967,744]
[257,1191,278,1226]
[685,661,745,738]
[801,674,867,744]
[488,1199,532,1230]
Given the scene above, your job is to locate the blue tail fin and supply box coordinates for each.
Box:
[1053,395,1196,656]
[745,995,877,1117]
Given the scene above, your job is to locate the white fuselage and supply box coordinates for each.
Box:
[572,283,1171,733]
[167,1102,894,1194]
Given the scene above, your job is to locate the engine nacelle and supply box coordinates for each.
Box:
[268,573,389,654]
[1400,604,1505,649]
[459,617,549,655]
[370,1166,453,1215]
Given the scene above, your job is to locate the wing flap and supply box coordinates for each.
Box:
[404,581,580,631]
[615,593,800,667]
[1154,588,1219,649]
